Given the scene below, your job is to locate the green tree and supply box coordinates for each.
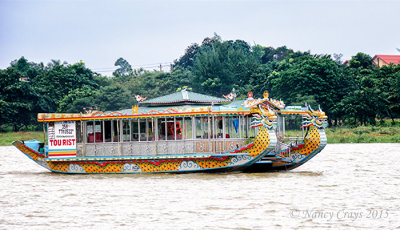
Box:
[57,85,97,112]
[173,34,222,69]
[113,57,133,82]
[191,39,259,97]
[173,43,200,68]
[261,55,352,124]
[348,52,373,69]
[125,67,193,100]
[371,64,400,121]
[31,60,98,111]
[94,84,134,111]
[0,67,50,131]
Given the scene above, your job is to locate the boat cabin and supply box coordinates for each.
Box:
[38,90,309,158]
[39,90,263,158]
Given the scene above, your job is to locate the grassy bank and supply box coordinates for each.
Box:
[1,126,400,146]
[286,125,400,143]
[0,131,44,146]
[326,126,400,143]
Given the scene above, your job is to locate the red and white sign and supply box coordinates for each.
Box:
[48,121,76,158]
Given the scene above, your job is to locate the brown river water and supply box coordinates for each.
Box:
[0,144,399,229]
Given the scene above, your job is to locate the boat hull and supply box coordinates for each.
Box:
[243,127,327,172]
[13,127,278,174]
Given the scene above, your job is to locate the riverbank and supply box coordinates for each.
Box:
[1,126,399,146]
[326,126,400,143]
[0,131,44,146]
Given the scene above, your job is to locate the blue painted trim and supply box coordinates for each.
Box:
[254,160,273,163]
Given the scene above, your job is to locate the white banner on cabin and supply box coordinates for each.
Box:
[48,121,76,158]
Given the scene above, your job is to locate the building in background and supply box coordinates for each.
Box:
[373,55,400,67]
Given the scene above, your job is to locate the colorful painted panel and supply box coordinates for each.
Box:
[48,121,77,158]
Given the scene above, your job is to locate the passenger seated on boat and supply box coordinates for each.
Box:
[176,124,182,140]
[167,123,173,140]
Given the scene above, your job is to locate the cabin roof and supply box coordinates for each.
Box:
[117,100,249,116]
[139,90,228,106]
[37,100,251,121]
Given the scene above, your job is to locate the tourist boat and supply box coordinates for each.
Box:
[13,90,328,174]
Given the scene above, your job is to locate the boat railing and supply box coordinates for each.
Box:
[282,136,304,142]
[77,138,246,157]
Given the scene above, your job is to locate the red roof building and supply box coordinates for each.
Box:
[373,55,400,67]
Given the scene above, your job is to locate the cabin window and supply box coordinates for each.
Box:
[112,120,119,142]
[178,118,183,140]
[195,117,209,139]
[247,116,255,138]
[86,121,95,143]
[184,117,193,139]
[205,117,210,139]
[224,117,232,138]
[76,122,82,143]
[242,116,249,138]
[195,117,200,138]
[139,119,146,141]
[238,117,244,138]
[239,116,246,138]
[154,118,182,141]
[147,119,154,141]
[173,118,182,140]
[166,118,175,140]
[233,117,239,138]
[225,117,239,138]
[131,120,139,141]
[104,121,112,142]
[85,121,102,143]
[94,121,103,143]
[215,116,223,138]
[210,116,214,139]
[122,120,130,142]
[157,119,165,140]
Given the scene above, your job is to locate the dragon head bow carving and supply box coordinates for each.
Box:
[250,104,278,129]
[302,105,328,129]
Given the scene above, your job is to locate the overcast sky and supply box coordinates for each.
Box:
[1,0,399,75]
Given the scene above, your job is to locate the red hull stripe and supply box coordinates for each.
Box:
[231,143,254,153]
[23,145,46,158]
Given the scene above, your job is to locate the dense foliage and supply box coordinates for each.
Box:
[1,35,400,131]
